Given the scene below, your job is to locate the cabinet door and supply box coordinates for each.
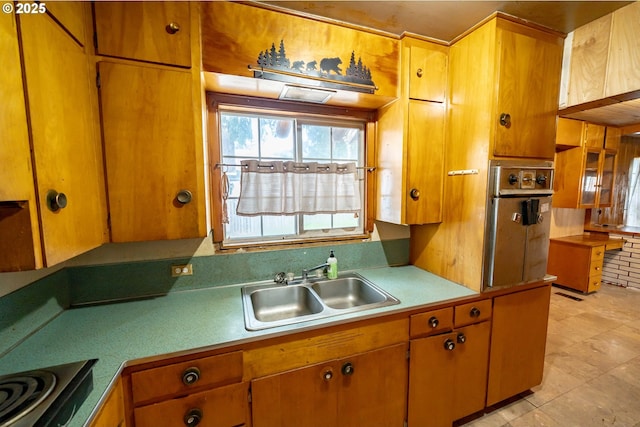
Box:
[339,343,408,427]
[94,2,191,67]
[20,12,107,265]
[597,150,616,207]
[580,149,601,207]
[408,322,490,427]
[493,24,562,159]
[99,62,203,242]
[604,127,621,151]
[0,12,40,271]
[584,123,606,148]
[408,44,447,103]
[408,332,456,427]
[252,343,407,427]
[487,285,551,406]
[251,361,339,427]
[451,322,491,421]
[405,100,445,224]
[555,117,583,148]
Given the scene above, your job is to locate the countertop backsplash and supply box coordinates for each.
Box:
[0,238,409,356]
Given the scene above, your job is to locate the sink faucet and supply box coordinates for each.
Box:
[302,263,329,281]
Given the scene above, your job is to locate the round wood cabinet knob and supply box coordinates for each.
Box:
[182,367,201,385]
[416,68,423,78]
[46,190,68,212]
[176,189,193,204]
[428,316,439,328]
[499,113,511,128]
[166,22,181,34]
[341,362,354,376]
[184,408,202,427]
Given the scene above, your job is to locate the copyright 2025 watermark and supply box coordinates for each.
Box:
[4,2,47,14]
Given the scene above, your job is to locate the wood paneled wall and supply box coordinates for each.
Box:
[589,136,640,225]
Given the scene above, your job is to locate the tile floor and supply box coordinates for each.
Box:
[459,283,640,427]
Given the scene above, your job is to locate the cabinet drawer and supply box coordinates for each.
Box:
[454,299,492,328]
[587,275,602,293]
[134,381,249,427]
[590,246,605,262]
[410,307,453,338]
[589,259,604,276]
[131,351,243,404]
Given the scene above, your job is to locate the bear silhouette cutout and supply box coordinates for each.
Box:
[320,57,342,75]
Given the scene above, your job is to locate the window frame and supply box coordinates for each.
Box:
[206,93,377,248]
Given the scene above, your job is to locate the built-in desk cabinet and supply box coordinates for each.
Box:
[547,234,625,293]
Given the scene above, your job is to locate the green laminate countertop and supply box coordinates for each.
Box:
[0,265,476,426]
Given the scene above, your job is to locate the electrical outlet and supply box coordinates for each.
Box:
[171,263,193,277]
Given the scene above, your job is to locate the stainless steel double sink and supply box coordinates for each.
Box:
[241,273,400,330]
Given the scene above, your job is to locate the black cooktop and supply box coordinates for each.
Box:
[0,359,97,427]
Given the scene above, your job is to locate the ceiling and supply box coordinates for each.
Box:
[260,1,632,42]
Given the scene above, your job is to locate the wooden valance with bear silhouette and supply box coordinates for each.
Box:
[200,1,399,102]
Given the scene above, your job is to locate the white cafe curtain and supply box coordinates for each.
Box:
[236,160,361,216]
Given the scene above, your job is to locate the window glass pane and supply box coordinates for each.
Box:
[260,118,294,159]
[332,127,360,160]
[302,125,331,159]
[263,215,296,236]
[224,199,262,239]
[221,114,259,157]
[303,214,332,231]
[333,213,359,228]
[222,160,243,198]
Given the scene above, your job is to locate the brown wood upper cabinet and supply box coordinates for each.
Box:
[554,119,620,209]
[491,20,564,159]
[1,8,107,272]
[99,61,206,242]
[376,37,447,225]
[94,1,191,67]
[408,41,447,103]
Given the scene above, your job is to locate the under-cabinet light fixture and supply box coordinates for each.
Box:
[279,84,336,104]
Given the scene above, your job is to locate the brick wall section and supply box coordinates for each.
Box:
[602,233,640,289]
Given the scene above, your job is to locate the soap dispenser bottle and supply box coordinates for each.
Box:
[327,250,338,279]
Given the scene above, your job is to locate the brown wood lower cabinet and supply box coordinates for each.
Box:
[90,377,127,427]
[251,343,408,427]
[110,285,552,427]
[408,303,491,427]
[486,285,551,406]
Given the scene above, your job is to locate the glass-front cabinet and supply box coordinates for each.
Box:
[579,149,617,208]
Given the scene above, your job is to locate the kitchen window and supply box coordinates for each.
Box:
[209,95,373,247]
[625,157,640,227]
